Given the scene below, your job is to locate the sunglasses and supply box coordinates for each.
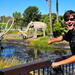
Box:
[65,18,75,22]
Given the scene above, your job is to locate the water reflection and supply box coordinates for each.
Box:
[0,43,72,62]
[1,46,15,57]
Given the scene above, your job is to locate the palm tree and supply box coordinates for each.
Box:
[46,0,53,39]
[56,0,59,22]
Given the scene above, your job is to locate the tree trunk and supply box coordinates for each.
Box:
[48,0,53,39]
[56,0,59,22]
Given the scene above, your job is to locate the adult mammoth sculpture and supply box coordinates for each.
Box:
[18,21,47,38]
[28,21,47,38]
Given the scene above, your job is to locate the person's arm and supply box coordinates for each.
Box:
[48,36,63,44]
[51,55,75,68]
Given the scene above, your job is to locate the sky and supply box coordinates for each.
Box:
[0,0,75,17]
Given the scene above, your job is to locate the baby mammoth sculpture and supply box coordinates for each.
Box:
[28,21,47,38]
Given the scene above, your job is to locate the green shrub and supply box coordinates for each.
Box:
[0,56,25,69]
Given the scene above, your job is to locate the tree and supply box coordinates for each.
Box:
[23,6,41,26]
[41,14,50,35]
[56,0,59,22]
[13,12,22,29]
[53,16,67,37]
[46,0,53,39]
[0,16,11,23]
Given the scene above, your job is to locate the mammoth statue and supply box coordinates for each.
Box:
[18,21,47,38]
[28,21,47,38]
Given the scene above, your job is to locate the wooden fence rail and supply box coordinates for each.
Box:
[0,55,74,75]
[0,58,52,75]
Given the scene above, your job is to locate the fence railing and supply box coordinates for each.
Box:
[0,55,75,75]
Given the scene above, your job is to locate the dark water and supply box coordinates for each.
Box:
[0,43,72,62]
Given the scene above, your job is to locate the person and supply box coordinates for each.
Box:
[48,10,75,68]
